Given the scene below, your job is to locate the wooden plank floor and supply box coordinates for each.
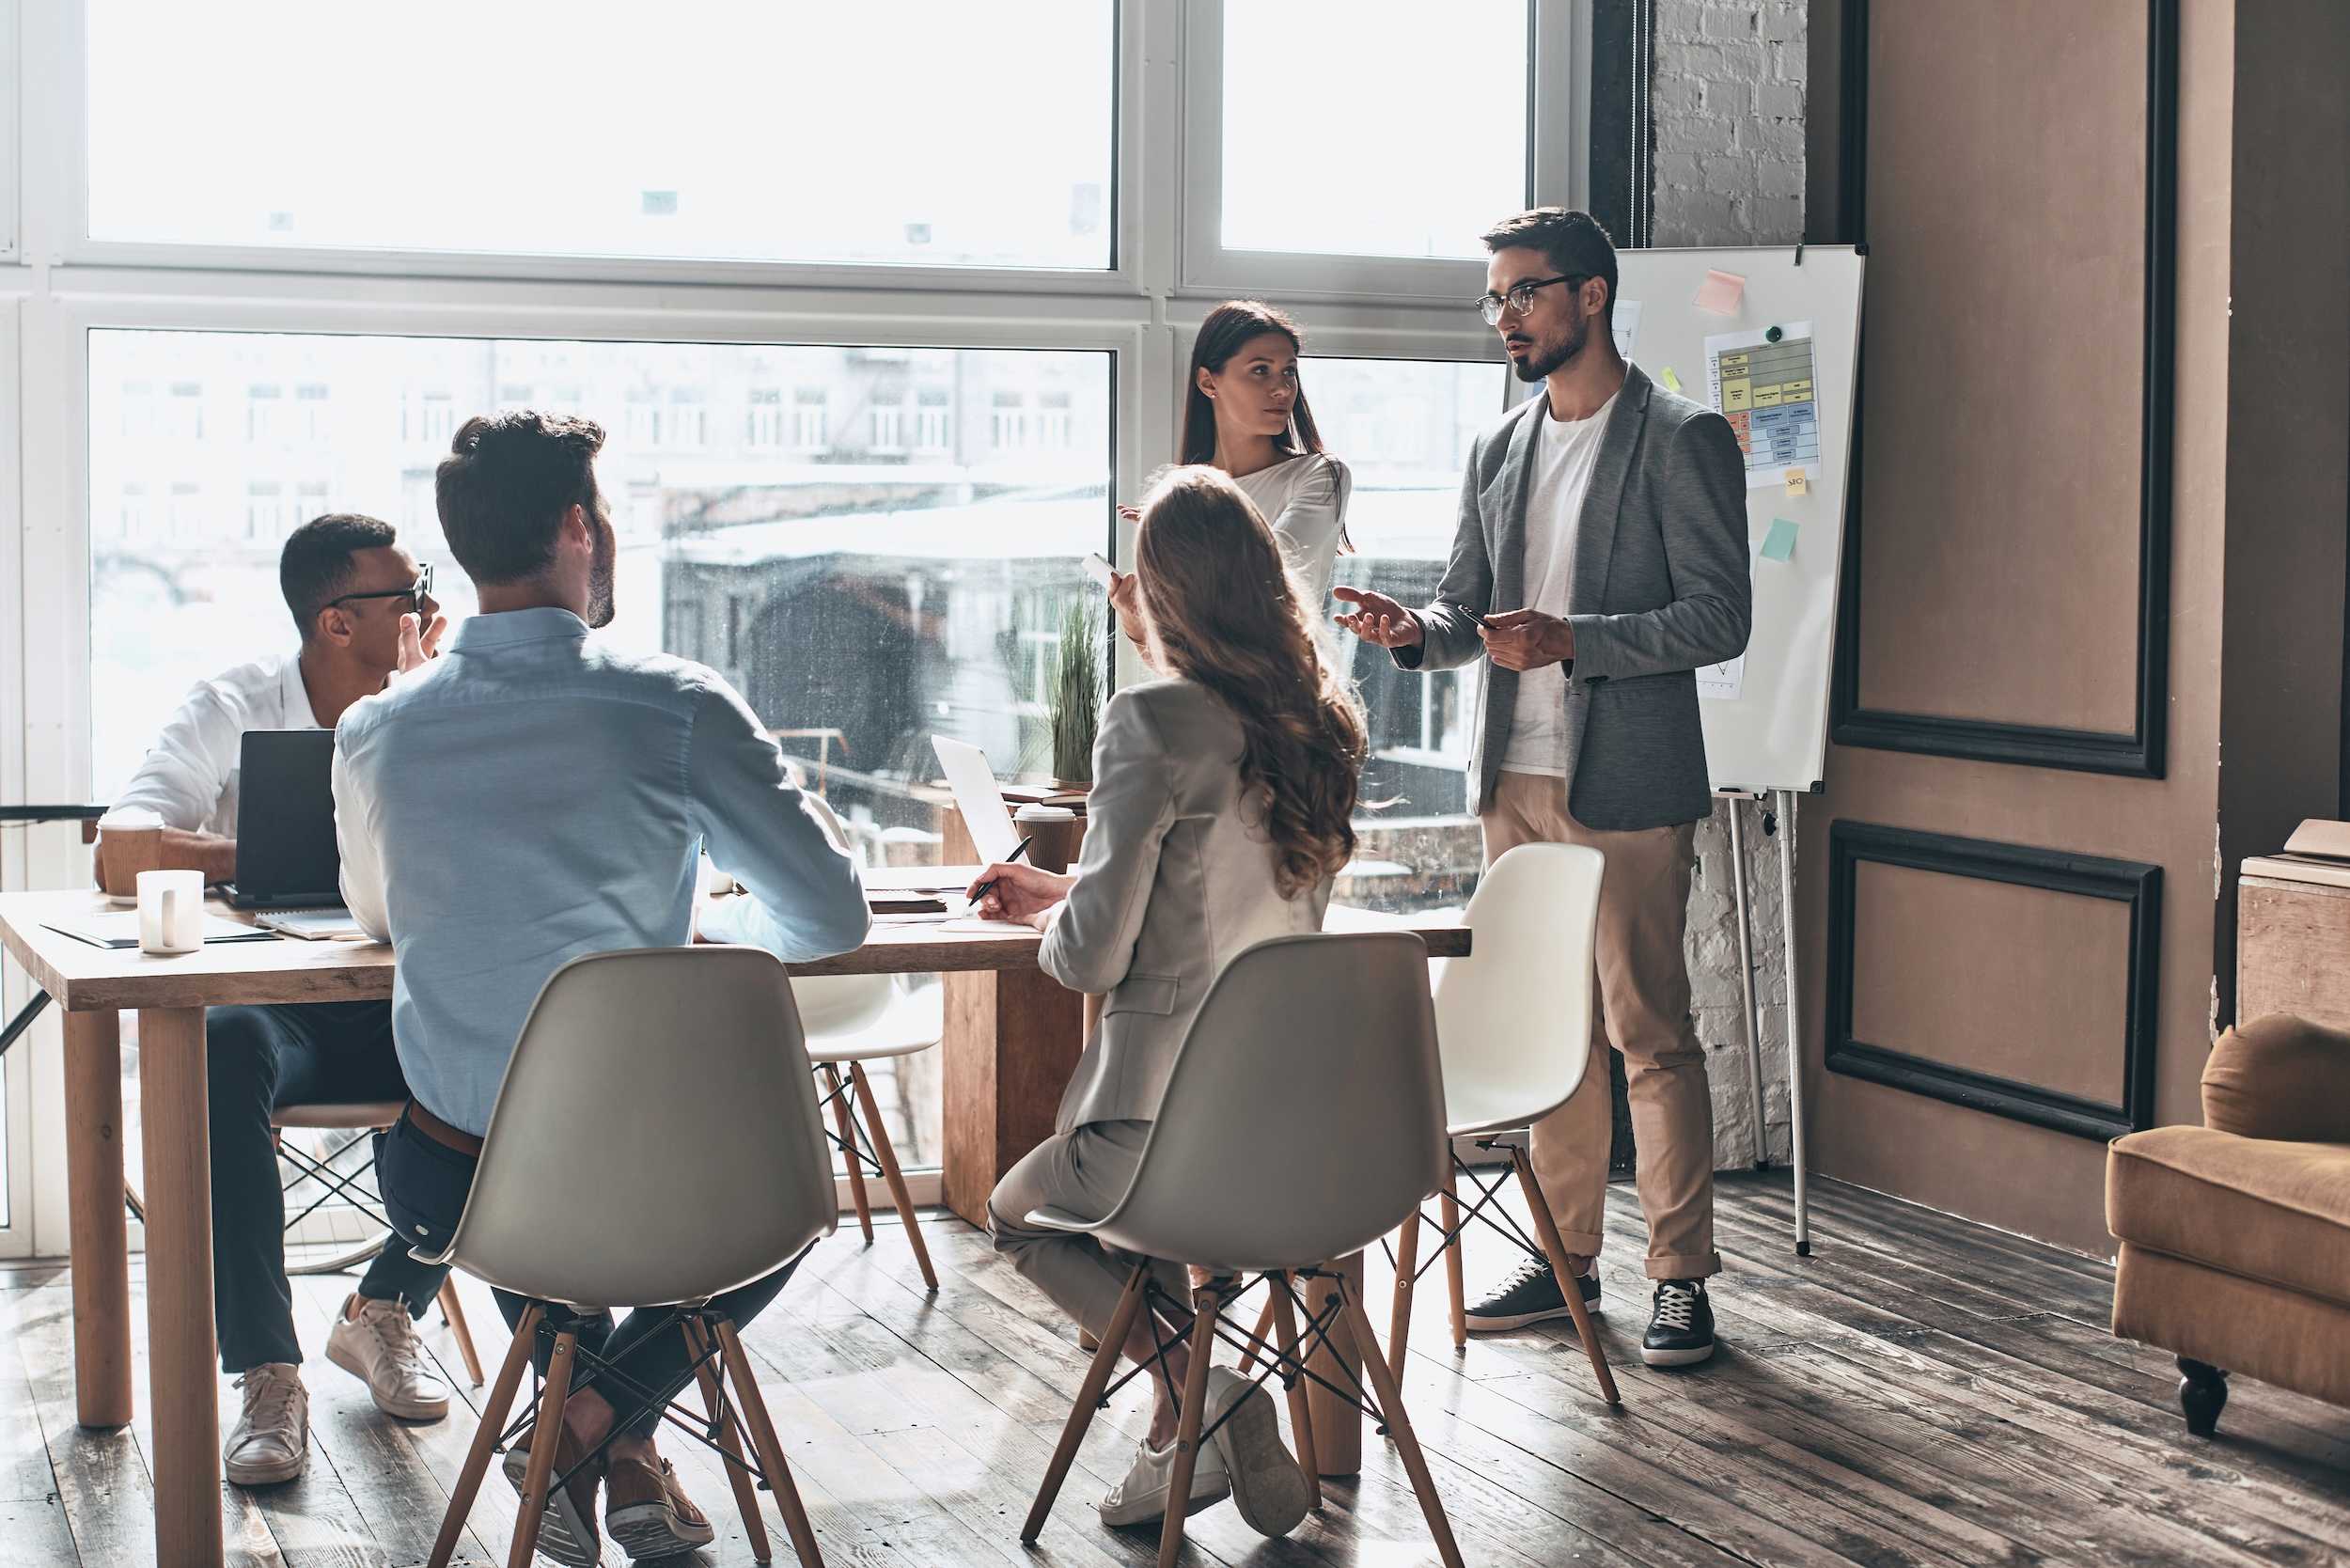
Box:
[5,1172,2347,1567]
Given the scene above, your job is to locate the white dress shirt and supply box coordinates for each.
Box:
[112,651,325,834]
[1232,452,1351,616]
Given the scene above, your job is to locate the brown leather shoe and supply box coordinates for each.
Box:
[501,1425,604,1567]
[606,1455,717,1560]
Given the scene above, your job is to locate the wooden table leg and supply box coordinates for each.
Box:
[1299,1251,1366,1476]
[137,1006,223,1568]
[63,1009,133,1428]
[939,967,1084,1227]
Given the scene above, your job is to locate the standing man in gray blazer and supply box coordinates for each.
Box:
[1336,208,1749,1367]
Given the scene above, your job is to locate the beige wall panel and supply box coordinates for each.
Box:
[1855,0,2149,731]
[1798,0,2235,1255]
[1849,862,2130,1104]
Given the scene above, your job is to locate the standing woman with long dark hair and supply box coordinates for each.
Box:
[1112,302,1350,659]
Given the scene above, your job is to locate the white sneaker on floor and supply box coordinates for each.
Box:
[324,1294,450,1420]
[224,1362,309,1486]
[1203,1367,1311,1536]
[1098,1430,1232,1528]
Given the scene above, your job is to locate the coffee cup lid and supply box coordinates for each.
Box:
[99,807,164,830]
[1014,804,1076,822]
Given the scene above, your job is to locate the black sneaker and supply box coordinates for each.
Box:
[1462,1257,1600,1333]
[1641,1278,1716,1367]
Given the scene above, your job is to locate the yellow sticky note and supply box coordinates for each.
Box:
[1783,467,1810,496]
[1660,366,1683,394]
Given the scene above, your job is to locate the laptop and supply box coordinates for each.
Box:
[930,735,1024,866]
[222,729,349,911]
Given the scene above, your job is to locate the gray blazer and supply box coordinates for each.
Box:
[1401,364,1750,829]
[1042,678,1333,1133]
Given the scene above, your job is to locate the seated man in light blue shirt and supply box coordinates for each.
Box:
[336,410,869,1566]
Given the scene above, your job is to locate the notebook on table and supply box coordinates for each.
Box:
[42,911,277,950]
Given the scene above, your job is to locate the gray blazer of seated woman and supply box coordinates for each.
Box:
[977,465,1367,1536]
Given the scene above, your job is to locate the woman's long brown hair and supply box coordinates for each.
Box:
[1134,466,1367,898]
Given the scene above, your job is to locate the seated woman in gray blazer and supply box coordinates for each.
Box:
[974,465,1368,1537]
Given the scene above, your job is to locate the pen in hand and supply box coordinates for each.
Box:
[968,836,1034,904]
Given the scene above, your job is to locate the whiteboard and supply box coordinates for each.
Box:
[1606,245,1863,795]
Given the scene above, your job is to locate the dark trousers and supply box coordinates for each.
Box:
[207,1001,451,1374]
[377,1114,804,1440]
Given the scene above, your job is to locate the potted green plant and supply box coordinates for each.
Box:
[1047,598,1103,788]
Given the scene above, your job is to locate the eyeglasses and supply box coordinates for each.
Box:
[327,562,434,614]
[1475,274,1589,325]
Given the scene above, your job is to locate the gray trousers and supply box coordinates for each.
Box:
[987,1120,1188,1339]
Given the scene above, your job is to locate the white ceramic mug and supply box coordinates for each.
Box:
[136,869,205,955]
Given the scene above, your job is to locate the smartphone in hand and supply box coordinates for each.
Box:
[1082,552,1115,589]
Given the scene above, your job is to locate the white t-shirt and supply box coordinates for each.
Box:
[1231,452,1349,615]
[1501,392,1617,776]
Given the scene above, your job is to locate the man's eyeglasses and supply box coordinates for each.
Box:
[1475,274,1590,325]
[327,563,435,614]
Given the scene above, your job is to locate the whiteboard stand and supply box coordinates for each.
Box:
[1718,786,1811,1257]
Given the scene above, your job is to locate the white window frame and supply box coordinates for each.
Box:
[1176,0,1588,304]
[6,0,1596,1238]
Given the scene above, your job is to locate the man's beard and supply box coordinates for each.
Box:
[586,523,617,628]
[1512,307,1591,383]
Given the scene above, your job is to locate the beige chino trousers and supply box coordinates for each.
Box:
[1481,769,1723,1280]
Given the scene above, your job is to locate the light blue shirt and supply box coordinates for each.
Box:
[333,606,870,1135]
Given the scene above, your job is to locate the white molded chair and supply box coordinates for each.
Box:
[1021,932,1465,1568]
[418,947,836,1568]
[1386,841,1619,1406]
[794,972,943,1290]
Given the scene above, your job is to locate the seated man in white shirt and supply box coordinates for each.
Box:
[106,514,458,1488]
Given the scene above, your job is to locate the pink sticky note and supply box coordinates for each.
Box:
[1694,269,1746,315]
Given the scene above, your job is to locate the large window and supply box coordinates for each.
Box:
[85,2,1118,272]
[10,1,1589,1245]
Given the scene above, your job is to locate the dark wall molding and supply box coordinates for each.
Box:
[1828,0,2178,777]
[1825,821,2162,1141]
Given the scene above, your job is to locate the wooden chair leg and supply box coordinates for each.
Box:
[1508,1146,1620,1407]
[848,1061,937,1292]
[1154,1286,1224,1568]
[1236,1294,1277,1375]
[509,1326,579,1568]
[1265,1273,1320,1511]
[718,1318,825,1567]
[1387,1205,1423,1382]
[821,1065,874,1244]
[428,1304,540,1568]
[1023,1265,1148,1543]
[1439,1167,1467,1351]
[684,1316,772,1562]
[1339,1290,1465,1568]
[436,1279,487,1388]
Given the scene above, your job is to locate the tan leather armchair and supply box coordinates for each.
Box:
[2107,1014,2350,1435]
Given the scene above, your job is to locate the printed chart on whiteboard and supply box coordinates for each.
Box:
[1708,321,1819,489]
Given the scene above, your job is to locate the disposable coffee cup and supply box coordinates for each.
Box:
[1013,804,1080,876]
[96,807,165,902]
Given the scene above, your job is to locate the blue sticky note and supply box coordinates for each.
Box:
[1760,519,1798,562]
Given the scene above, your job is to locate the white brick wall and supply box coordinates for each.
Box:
[1656,0,1807,1168]
[1653,0,1809,246]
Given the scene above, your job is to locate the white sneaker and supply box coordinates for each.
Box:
[1098,1430,1231,1528]
[224,1362,309,1486]
[324,1294,450,1420]
[1203,1367,1310,1536]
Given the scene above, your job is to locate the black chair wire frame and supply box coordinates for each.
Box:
[1101,1268,1390,1439]
[1385,1136,1552,1291]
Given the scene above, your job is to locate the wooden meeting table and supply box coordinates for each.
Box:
[0,888,1467,1566]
